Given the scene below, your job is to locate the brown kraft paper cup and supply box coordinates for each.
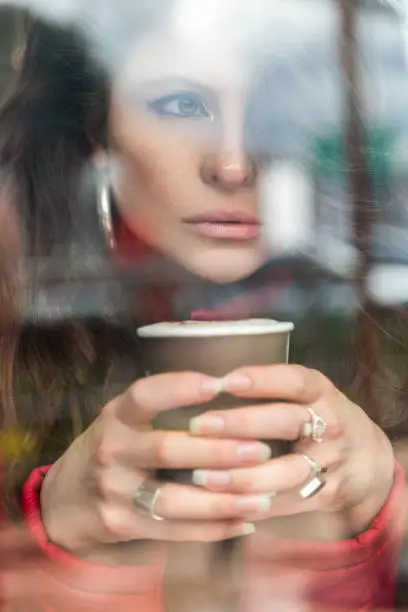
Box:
[137,319,294,484]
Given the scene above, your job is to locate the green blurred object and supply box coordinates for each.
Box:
[313,128,394,176]
[0,427,37,460]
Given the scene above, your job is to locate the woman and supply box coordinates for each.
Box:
[0,3,405,610]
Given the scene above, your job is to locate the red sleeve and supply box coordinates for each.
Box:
[241,460,406,611]
[19,465,166,612]
[18,461,407,611]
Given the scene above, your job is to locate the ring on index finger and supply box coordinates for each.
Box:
[133,480,164,522]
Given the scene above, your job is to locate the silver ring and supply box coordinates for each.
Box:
[302,407,326,443]
[299,454,326,500]
[300,475,326,499]
[300,453,321,477]
[133,480,164,521]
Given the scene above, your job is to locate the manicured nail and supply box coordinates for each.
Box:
[224,372,253,392]
[237,496,272,514]
[302,422,313,438]
[190,415,224,435]
[200,377,223,395]
[192,470,206,486]
[237,442,271,462]
[192,470,231,487]
[242,523,256,535]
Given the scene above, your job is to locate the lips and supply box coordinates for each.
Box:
[183,212,261,241]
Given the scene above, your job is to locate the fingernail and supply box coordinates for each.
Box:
[192,470,206,486]
[200,377,223,395]
[192,470,231,487]
[302,422,313,438]
[224,372,253,392]
[242,523,256,535]
[237,496,272,514]
[190,415,224,435]
[237,442,271,462]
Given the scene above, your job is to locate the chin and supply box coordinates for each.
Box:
[183,250,268,284]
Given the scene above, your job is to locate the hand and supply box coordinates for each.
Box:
[188,365,395,534]
[40,372,274,555]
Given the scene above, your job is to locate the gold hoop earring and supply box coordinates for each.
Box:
[96,171,116,251]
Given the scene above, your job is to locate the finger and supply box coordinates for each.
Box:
[189,404,310,441]
[97,467,272,520]
[96,428,271,471]
[157,519,254,542]
[97,501,255,542]
[191,441,342,494]
[223,365,333,404]
[190,402,342,442]
[190,471,344,522]
[115,372,223,425]
[262,470,348,519]
[132,431,271,469]
[154,483,271,521]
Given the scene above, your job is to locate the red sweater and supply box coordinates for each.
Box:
[0,460,403,611]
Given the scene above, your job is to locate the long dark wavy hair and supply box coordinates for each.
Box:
[0,12,175,512]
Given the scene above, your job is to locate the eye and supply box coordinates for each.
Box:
[149,92,211,118]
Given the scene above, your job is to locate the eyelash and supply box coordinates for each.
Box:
[148,92,212,119]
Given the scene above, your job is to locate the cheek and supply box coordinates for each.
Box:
[111,106,209,253]
[112,103,203,187]
[112,140,198,253]
[121,145,196,221]
[118,140,200,226]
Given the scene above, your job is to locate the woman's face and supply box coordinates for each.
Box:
[110,25,269,284]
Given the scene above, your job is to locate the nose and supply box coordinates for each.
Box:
[200,151,259,193]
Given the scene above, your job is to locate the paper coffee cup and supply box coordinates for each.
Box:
[137,319,294,483]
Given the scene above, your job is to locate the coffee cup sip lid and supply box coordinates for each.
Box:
[137,319,294,338]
